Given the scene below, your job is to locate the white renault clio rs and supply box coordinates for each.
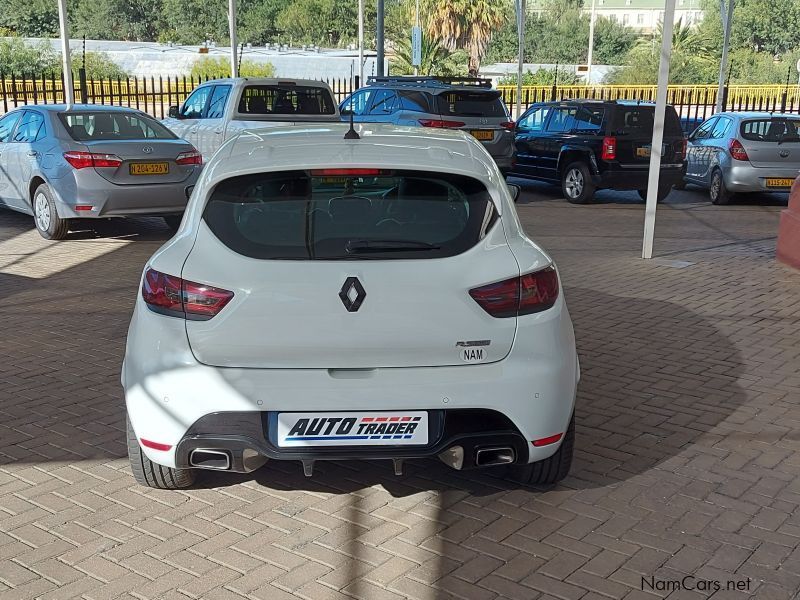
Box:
[122,123,579,489]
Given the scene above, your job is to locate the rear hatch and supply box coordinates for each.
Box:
[610,105,684,164]
[433,89,512,149]
[739,117,800,169]
[82,139,197,185]
[182,169,519,369]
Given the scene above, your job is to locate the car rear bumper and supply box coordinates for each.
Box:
[123,294,579,472]
[723,164,800,193]
[51,171,197,218]
[596,162,686,190]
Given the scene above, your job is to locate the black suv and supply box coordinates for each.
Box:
[510,100,687,203]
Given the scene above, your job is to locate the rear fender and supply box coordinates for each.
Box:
[558,145,600,181]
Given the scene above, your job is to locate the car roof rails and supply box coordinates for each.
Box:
[366,76,493,89]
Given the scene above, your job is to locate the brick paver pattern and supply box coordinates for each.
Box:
[1,187,799,600]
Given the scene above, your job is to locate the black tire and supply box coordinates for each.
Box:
[637,184,673,203]
[561,162,595,204]
[506,414,575,485]
[163,215,183,232]
[709,169,732,205]
[673,179,687,191]
[127,415,195,489]
[32,184,69,240]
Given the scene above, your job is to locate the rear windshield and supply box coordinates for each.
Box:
[740,118,800,142]
[237,85,336,115]
[610,106,683,136]
[203,170,497,260]
[435,90,507,118]
[59,112,175,141]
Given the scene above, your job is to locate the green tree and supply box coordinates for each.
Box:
[160,0,229,44]
[76,51,129,78]
[498,67,582,85]
[0,37,60,74]
[732,0,800,56]
[425,0,511,75]
[391,36,468,76]
[189,56,275,78]
[0,0,59,37]
[592,16,637,65]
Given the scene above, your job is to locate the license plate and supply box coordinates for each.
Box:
[471,130,493,141]
[636,146,651,158]
[277,411,428,447]
[765,178,794,188]
[130,162,169,175]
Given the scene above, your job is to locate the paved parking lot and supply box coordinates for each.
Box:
[1,185,799,600]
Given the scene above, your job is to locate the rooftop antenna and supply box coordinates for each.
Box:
[344,105,360,139]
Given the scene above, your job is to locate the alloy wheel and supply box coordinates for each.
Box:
[565,168,584,199]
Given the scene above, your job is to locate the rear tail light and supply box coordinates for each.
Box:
[675,138,687,161]
[500,121,515,130]
[418,119,466,128]
[601,136,616,161]
[63,151,122,169]
[142,268,233,320]
[175,149,203,165]
[729,138,749,161]
[469,266,559,318]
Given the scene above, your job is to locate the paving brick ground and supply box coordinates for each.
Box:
[1,184,799,600]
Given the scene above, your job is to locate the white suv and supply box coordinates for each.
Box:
[122,123,580,489]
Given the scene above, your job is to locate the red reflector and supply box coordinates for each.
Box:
[601,136,616,161]
[729,138,749,161]
[63,151,122,169]
[418,119,466,128]
[532,433,563,447]
[176,149,202,165]
[469,266,559,318]
[500,121,515,130]
[140,438,172,451]
[142,268,234,319]
[74,205,93,211]
[310,168,386,176]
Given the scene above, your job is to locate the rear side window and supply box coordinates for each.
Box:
[203,170,497,260]
[611,106,683,136]
[435,91,507,118]
[573,106,605,132]
[59,112,176,141]
[238,85,336,115]
[740,118,800,142]
[399,90,432,113]
[12,111,45,142]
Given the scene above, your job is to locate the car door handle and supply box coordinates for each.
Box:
[27,151,38,157]
[213,128,223,134]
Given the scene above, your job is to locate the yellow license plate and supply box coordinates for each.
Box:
[636,146,651,158]
[130,162,169,176]
[765,178,794,188]
[471,130,493,141]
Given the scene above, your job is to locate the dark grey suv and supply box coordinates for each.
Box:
[340,76,515,172]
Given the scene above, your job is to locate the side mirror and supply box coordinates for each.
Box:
[168,106,180,119]
[507,183,521,203]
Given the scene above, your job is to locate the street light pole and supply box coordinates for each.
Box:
[715,0,734,112]
[358,0,364,85]
[587,0,597,84]
[57,0,74,104]
[376,0,385,76]
[516,0,526,120]
[229,0,239,77]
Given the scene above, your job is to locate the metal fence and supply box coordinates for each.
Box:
[2,73,800,122]
[0,73,359,118]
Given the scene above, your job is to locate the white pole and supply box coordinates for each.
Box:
[229,0,239,77]
[642,0,676,260]
[414,0,420,76]
[358,0,364,85]
[715,0,734,112]
[587,0,597,84]
[516,0,526,120]
[56,0,74,104]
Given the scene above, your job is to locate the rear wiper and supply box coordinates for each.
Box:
[345,239,441,254]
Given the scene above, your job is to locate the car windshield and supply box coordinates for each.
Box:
[203,170,497,260]
[610,106,683,136]
[435,90,507,118]
[59,112,176,141]
[237,85,336,115]
[740,118,800,143]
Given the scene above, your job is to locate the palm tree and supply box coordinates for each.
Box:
[392,36,466,76]
[425,0,511,76]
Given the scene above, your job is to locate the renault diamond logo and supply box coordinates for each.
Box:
[339,277,366,312]
[142,146,153,154]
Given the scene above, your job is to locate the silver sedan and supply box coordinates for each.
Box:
[0,105,201,239]
[684,112,800,204]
